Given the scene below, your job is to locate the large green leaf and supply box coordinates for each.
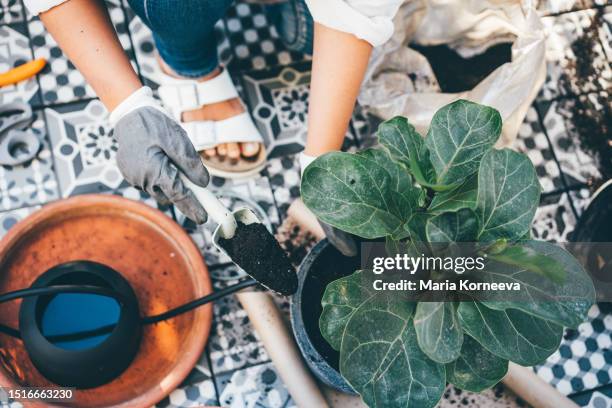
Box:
[357,147,423,206]
[301,152,420,238]
[477,241,595,328]
[320,271,376,351]
[340,296,446,408]
[457,302,562,366]
[446,335,508,392]
[424,100,501,186]
[428,175,478,214]
[321,272,446,408]
[405,211,430,243]
[426,208,480,243]
[476,149,540,242]
[377,116,437,187]
[414,302,463,363]
[485,240,564,283]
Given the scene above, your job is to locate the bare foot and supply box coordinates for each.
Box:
[158,59,261,160]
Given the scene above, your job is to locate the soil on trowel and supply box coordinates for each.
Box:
[411,43,512,93]
[219,222,297,296]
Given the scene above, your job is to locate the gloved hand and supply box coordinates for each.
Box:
[299,152,358,257]
[110,87,209,224]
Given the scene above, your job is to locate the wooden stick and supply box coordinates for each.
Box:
[503,363,579,408]
[236,291,329,408]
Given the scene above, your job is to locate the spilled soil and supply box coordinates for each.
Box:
[411,43,512,93]
[219,222,297,296]
[558,9,611,178]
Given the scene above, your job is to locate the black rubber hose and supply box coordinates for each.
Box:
[141,278,257,324]
[0,278,259,340]
[0,285,128,340]
[0,285,126,305]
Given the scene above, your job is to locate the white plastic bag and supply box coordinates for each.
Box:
[359,0,546,146]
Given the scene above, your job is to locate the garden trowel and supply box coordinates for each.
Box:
[180,175,297,295]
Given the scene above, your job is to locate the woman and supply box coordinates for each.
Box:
[24,0,401,226]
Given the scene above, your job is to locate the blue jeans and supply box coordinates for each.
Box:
[126,0,313,78]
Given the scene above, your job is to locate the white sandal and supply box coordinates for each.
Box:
[158,68,266,179]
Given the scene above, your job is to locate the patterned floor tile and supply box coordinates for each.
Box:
[513,106,566,192]
[579,388,612,408]
[45,99,128,197]
[0,110,59,211]
[351,106,383,149]
[0,23,41,106]
[216,20,235,69]
[208,262,248,284]
[155,346,218,407]
[0,205,40,238]
[223,2,305,73]
[215,362,295,408]
[0,0,23,25]
[208,278,269,375]
[28,0,136,104]
[439,384,526,407]
[242,61,357,158]
[122,7,158,87]
[539,9,611,100]
[570,187,593,217]
[155,379,217,408]
[0,388,23,408]
[265,154,300,220]
[602,6,612,56]
[241,61,310,158]
[532,192,578,242]
[535,304,612,395]
[112,186,174,217]
[536,97,604,187]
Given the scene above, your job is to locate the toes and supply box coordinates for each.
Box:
[216,144,227,157]
[204,148,216,158]
[241,142,261,158]
[226,143,240,159]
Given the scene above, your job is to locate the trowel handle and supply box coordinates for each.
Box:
[180,174,237,237]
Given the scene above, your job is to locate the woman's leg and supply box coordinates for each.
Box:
[126,0,260,159]
[127,0,232,78]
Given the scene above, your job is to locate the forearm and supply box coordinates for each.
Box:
[304,23,372,156]
[40,0,141,110]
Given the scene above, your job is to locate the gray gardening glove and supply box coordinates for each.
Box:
[299,152,358,257]
[110,87,209,224]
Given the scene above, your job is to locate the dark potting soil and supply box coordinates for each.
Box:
[218,222,298,296]
[301,244,360,371]
[558,9,611,178]
[411,43,512,93]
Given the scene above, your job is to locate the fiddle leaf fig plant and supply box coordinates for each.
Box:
[301,100,595,408]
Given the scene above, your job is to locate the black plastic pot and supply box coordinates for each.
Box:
[290,239,359,394]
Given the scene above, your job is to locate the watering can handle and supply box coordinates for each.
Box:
[180,174,237,237]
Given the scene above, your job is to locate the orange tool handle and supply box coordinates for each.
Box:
[0,58,46,87]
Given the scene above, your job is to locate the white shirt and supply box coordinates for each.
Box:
[24,0,402,47]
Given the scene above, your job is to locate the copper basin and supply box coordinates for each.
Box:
[0,195,213,407]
